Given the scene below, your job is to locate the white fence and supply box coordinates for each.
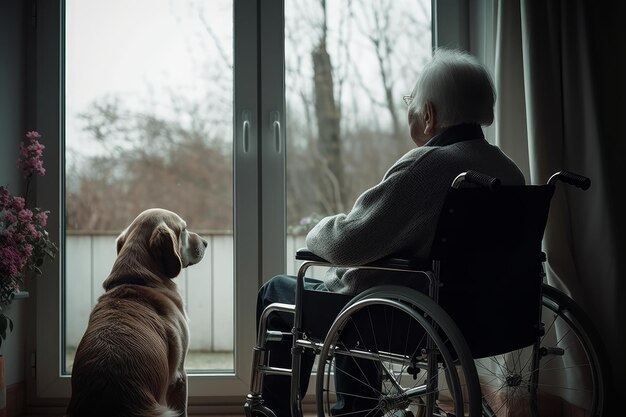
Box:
[65,233,324,351]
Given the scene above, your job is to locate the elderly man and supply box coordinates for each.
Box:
[256,48,524,417]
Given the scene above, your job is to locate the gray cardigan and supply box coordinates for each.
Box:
[305,137,525,294]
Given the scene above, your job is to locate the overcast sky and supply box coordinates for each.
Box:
[66,0,231,157]
[65,0,431,159]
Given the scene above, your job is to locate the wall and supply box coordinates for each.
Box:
[0,0,28,387]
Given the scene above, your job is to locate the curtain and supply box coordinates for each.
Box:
[492,0,624,404]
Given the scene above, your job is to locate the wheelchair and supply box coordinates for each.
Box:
[244,170,608,417]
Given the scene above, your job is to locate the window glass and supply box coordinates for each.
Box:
[284,0,432,270]
[64,0,234,373]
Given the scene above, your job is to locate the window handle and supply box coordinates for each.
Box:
[271,111,281,154]
[242,111,251,153]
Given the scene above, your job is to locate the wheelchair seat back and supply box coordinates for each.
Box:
[431,185,555,358]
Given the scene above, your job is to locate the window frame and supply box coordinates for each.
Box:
[34,0,268,401]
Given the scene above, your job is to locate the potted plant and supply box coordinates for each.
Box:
[0,131,57,349]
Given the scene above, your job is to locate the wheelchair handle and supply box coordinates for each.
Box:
[548,170,591,190]
[452,171,501,191]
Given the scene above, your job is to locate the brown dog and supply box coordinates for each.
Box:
[67,208,207,417]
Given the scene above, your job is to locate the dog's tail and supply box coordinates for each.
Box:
[67,389,180,417]
[66,406,178,417]
[151,405,179,417]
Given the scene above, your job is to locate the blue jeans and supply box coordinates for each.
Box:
[256,275,381,417]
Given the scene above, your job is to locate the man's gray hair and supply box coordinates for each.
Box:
[408,48,495,127]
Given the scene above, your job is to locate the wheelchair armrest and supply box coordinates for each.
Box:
[295,248,329,263]
[295,248,431,272]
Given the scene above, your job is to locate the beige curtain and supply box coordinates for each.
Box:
[492,0,624,400]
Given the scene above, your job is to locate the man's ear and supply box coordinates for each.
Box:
[423,101,437,135]
[116,228,128,254]
[149,223,182,278]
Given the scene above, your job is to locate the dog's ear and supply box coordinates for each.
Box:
[149,223,182,278]
[116,228,128,254]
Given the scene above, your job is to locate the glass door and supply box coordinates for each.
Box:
[37,0,261,399]
[64,0,235,374]
[37,0,449,404]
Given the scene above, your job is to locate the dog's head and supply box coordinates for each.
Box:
[116,208,208,278]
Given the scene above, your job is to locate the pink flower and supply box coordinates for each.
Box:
[11,196,25,210]
[22,141,44,157]
[0,246,24,278]
[4,211,17,224]
[18,208,33,222]
[35,211,48,227]
[26,131,42,140]
[1,131,57,299]
[17,132,46,178]
[25,222,39,239]
[13,231,26,243]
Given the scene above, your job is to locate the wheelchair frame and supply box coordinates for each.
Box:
[244,171,606,417]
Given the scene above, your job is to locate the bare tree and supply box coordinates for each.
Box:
[67,97,233,232]
[312,48,344,212]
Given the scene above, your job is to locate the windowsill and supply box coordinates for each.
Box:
[14,291,30,299]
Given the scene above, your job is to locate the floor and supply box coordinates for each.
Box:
[33,351,243,417]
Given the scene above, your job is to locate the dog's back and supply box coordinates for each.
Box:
[66,286,185,417]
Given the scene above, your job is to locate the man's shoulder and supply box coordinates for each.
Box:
[385,147,437,178]
[395,146,443,167]
[401,146,436,160]
[388,140,519,180]
[401,140,487,161]
[398,143,475,169]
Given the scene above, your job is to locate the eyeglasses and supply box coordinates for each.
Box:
[402,95,413,106]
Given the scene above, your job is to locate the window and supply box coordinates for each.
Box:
[283,0,432,264]
[64,0,235,375]
[35,0,473,406]
[36,0,259,399]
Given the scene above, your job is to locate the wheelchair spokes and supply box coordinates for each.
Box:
[475,285,606,417]
[316,295,478,417]
[320,349,453,417]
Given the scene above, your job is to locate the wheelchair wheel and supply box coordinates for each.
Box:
[249,404,278,417]
[316,286,482,417]
[243,400,279,417]
[477,284,608,417]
